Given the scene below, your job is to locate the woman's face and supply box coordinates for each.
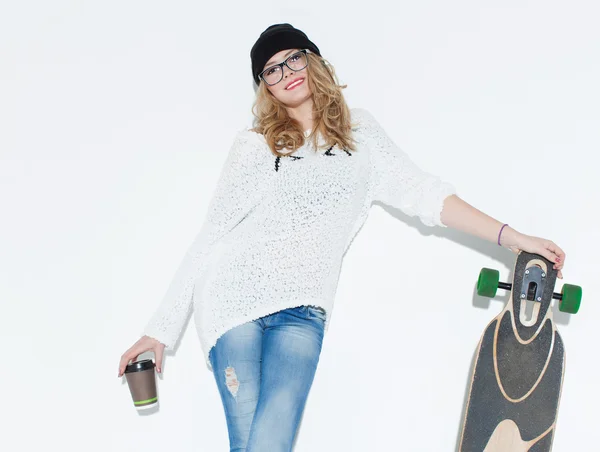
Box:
[262,48,312,108]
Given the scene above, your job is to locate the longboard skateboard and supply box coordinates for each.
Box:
[458,251,582,451]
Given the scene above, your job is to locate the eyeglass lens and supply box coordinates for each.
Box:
[262,51,308,85]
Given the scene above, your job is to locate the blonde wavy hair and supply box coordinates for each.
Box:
[251,51,357,157]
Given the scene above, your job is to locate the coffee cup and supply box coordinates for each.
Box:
[124,359,158,410]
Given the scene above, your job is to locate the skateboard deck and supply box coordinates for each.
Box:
[458,251,581,452]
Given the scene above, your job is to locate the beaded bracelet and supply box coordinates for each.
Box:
[498,223,509,246]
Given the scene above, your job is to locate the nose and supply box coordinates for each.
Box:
[283,66,295,79]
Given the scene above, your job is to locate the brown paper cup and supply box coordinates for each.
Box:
[125,359,158,410]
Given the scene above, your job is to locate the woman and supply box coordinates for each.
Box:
[118,23,566,451]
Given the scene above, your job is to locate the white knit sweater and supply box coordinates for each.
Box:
[143,108,457,369]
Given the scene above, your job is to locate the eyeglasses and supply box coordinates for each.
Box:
[259,49,309,86]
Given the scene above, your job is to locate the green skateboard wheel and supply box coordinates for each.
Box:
[559,284,582,314]
[477,268,500,298]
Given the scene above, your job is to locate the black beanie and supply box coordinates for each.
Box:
[250,23,321,85]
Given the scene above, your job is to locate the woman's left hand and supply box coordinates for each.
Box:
[504,232,566,279]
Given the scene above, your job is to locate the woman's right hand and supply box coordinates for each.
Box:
[118,335,165,377]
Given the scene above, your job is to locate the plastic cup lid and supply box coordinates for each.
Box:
[125,359,155,373]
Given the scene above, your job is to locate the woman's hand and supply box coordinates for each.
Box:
[118,335,165,377]
[501,229,566,279]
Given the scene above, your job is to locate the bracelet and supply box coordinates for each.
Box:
[498,223,509,246]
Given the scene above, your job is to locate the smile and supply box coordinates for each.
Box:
[286,78,304,90]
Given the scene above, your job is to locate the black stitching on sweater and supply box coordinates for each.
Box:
[274,155,304,172]
[324,145,352,157]
[274,146,350,171]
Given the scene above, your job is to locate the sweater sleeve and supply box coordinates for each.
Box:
[354,108,457,227]
[142,131,269,348]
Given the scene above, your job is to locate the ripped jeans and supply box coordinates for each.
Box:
[208,305,326,452]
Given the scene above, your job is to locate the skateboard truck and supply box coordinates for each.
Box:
[477,267,582,314]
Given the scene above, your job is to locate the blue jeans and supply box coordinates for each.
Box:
[208,305,326,452]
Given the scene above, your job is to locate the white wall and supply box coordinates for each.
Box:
[2,1,599,450]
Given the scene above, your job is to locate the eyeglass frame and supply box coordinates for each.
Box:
[258,49,310,86]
